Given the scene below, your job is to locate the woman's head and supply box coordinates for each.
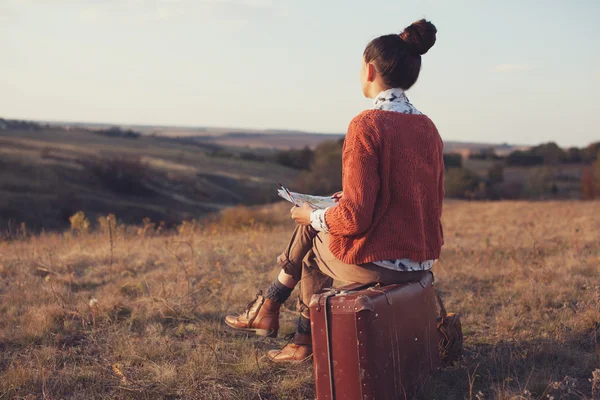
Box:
[360,19,437,98]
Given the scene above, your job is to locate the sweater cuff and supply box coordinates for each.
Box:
[310,208,330,233]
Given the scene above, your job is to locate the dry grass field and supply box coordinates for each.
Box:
[0,200,599,399]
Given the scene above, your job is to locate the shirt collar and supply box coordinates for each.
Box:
[371,87,422,115]
[373,88,407,108]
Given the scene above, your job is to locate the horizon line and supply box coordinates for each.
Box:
[0,114,552,148]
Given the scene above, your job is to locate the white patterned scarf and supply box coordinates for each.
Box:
[373,88,422,114]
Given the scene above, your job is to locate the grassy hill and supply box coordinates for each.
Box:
[0,201,598,399]
[0,127,299,232]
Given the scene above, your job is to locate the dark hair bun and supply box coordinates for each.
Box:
[400,19,437,55]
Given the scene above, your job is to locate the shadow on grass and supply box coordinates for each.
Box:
[420,331,598,399]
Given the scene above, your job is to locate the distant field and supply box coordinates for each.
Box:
[0,201,598,399]
[0,128,299,231]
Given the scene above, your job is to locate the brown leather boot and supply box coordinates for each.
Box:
[224,291,280,338]
[267,333,313,363]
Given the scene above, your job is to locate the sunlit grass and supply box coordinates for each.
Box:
[0,201,598,399]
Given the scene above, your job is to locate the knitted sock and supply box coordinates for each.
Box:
[264,279,293,304]
[297,314,311,335]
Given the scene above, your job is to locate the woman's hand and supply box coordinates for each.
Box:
[290,203,313,226]
[331,191,344,203]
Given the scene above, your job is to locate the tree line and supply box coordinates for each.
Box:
[0,117,141,139]
[264,140,600,200]
[482,142,599,166]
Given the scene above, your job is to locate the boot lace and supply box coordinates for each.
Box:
[244,290,263,318]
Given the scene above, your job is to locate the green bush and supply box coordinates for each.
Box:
[523,166,556,199]
[487,163,504,184]
[506,150,544,166]
[274,146,314,170]
[444,168,481,199]
[443,153,463,169]
[582,142,600,163]
[296,140,343,195]
[81,156,153,196]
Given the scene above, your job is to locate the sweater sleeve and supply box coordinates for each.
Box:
[325,116,380,237]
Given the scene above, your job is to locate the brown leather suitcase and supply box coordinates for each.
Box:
[309,272,439,400]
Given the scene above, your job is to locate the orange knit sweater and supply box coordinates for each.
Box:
[324,109,444,265]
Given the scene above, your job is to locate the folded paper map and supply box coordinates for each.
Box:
[277,185,337,210]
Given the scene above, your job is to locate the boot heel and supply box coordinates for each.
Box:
[255,329,278,338]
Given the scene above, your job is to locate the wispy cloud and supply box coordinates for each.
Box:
[493,64,533,73]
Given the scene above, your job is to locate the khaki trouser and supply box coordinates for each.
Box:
[276,225,430,316]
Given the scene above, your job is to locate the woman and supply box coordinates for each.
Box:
[225,19,444,363]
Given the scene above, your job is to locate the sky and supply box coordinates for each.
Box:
[1,0,599,147]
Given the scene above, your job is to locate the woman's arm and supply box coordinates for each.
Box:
[325,117,380,237]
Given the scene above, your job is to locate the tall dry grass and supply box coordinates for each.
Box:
[0,201,598,399]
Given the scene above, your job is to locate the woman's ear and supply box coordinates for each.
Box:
[367,63,376,82]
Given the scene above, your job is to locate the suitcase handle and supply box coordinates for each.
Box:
[367,286,393,305]
[366,271,433,305]
[435,289,448,321]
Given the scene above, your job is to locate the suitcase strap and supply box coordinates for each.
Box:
[317,290,338,400]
